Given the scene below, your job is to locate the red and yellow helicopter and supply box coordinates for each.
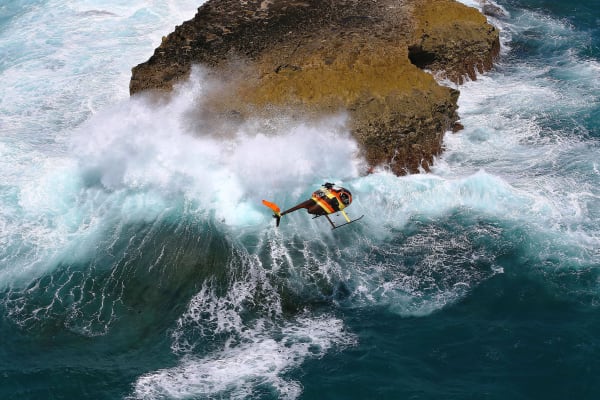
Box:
[262,182,363,229]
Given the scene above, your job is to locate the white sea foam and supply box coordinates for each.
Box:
[0,0,203,139]
[430,3,600,260]
[130,234,354,399]
[133,314,355,400]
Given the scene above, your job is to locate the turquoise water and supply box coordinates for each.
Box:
[1,0,598,399]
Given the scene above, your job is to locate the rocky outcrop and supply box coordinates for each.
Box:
[130,0,499,175]
[408,0,501,83]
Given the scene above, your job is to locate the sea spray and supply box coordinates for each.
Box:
[2,64,366,397]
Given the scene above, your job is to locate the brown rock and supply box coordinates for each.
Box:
[452,122,465,132]
[129,0,499,175]
[408,0,501,83]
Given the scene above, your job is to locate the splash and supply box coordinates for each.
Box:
[133,314,355,400]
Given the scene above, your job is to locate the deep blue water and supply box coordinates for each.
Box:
[1,1,599,399]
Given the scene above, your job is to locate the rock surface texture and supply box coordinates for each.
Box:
[130,0,499,175]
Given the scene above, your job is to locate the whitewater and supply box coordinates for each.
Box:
[1,0,598,399]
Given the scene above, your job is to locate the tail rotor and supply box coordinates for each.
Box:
[262,200,282,227]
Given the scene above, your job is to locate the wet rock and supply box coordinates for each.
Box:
[481,1,507,18]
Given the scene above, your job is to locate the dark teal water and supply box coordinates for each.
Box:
[1,1,599,399]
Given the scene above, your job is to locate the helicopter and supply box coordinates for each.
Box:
[262,182,363,230]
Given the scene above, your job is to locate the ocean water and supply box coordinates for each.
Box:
[0,0,598,399]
